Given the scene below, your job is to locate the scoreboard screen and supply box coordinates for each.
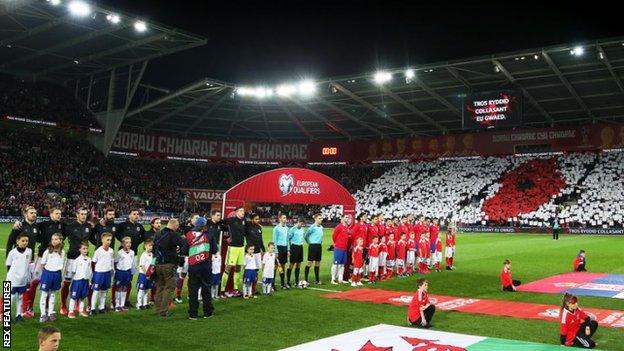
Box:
[464,90,522,129]
[321,146,338,156]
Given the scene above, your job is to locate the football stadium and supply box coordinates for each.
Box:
[1,1,623,350]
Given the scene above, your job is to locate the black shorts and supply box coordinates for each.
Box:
[290,244,303,263]
[307,244,322,261]
[277,245,288,265]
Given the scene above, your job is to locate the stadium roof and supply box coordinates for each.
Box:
[0,0,206,82]
[121,36,624,141]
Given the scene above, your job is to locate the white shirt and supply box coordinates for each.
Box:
[138,252,153,274]
[6,248,32,287]
[262,252,276,279]
[92,246,115,273]
[244,254,257,270]
[115,249,136,272]
[211,255,221,275]
[41,249,65,272]
[72,255,93,280]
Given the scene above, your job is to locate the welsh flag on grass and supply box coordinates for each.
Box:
[280,324,592,351]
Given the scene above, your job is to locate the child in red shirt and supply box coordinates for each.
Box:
[573,250,587,272]
[386,233,396,279]
[396,233,407,276]
[378,236,388,280]
[368,236,380,283]
[433,237,442,272]
[445,225,456,270]
[406,232,416,275]
[350,237,364,287]
[501,259,521,291]
[417,233,430,274]
[560,293,598,348]
[408,278,435,328]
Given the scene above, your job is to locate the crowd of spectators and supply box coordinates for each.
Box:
[0,74,98,128]
[0,128,380,218]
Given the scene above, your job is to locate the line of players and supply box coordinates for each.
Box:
[4,206,166,322]
[329,213,457,286]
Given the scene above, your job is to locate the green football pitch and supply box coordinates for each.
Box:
[2,223,623,350]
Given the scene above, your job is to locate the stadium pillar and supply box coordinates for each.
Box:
[89,109,126,155]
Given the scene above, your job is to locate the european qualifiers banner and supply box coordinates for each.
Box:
[464,90,522,129]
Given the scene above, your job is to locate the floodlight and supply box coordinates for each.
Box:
[134,20,147,32]
[373,71,392,85]
[570,46,584,56]
[405,69,415,79]
[277,84,296,97]
[297,80,316,96]
[68,1,91,17]
[106,14,120,24]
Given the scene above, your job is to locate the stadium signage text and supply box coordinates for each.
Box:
[278,174,320,197]
[464,91,522,129]
[567,228,624,235]
[112,131,308,161]
[178,188,225,203]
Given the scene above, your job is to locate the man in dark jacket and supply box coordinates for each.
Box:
[153,219,186,317]
[184,211,220,320]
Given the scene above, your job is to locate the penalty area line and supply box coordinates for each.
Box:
[307,287,340,293]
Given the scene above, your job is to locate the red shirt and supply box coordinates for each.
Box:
[332,224,349,250]
[573,256,584,270]
[398,224,410,236]
[379,242,387,254]
[418,239,429,258]
[352,246,364,268]
[435,238,442,252]
[430,225,440,243]
[500,266,513,287]
[560,307,588,346]
[378,224,387,240]
[408,289,430,322]
[386,226,396,239]
[396,239,407,260]
[386,240,396,260]
[414,223,425,241]
[368,224,379,245]
[368,243,380,258]
[445,233,455,247]
[407,239,416,252]
[352,223,369,248]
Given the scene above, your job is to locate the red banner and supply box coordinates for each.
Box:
[310,123,624,161]
[110,123,624,163]
[112,131,308,161]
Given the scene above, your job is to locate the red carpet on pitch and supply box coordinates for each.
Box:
[324,288,624,328]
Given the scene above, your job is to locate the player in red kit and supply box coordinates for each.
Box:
[331,215,350,285]
[396,233,407,277]
[445,224,456,270]
[367,236,380,283]
[386,233,396,279]
[429,219,440,267]
[385,218,396,241]
[398,216,410,240]
[378,235,388,279]
[377,214,386,241]
[350,237,364,287]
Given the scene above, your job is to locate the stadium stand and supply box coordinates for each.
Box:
[0,128,384,218]
[355,152,624,228]
[0,75,98,128]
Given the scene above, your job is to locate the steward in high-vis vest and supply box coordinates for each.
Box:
[184,213,219,320]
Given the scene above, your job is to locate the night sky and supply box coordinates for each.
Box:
[99,0,623,89]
